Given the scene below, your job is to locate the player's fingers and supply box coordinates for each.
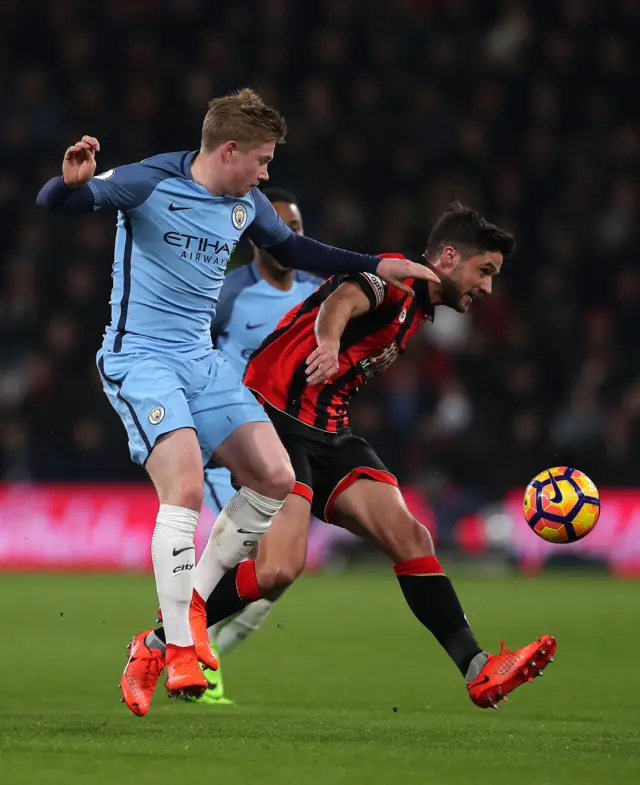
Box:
[409,263,440,283]
[306,347,323,365]
[392,280,415,296]
[82,135,100,150]
[308,357,337,384]
[64,145,82,157]
[305,359,322,375]
[306,368,327,385]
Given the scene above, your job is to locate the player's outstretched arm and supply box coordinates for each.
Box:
[248,189,440,294]
[305,282,370,386]
[37,136,152,214]
[36,135,100,213]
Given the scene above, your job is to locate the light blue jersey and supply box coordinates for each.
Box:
[88,151,291,358]
[204,262,321,514]
[90,150,295,466]
[212,261,321,374]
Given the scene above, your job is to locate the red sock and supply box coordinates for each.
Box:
[236,560,263,602]
[394,555,444,577]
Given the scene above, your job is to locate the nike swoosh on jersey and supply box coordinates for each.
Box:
[246,322,267,330]
[168,202,192,212]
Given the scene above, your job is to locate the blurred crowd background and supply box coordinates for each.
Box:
[0,0,638,536]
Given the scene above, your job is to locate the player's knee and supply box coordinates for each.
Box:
[258,458,295,500]
[382,511,435,561]
[168,476,203,512]
[257,558,304,592]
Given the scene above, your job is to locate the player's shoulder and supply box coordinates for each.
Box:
[137,150,196,179]
[294,270,324,287]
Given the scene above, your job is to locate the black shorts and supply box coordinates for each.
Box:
[264,404,397,523]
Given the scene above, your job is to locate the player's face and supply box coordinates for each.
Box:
[225,139,276,196]
[259,201,304,273]
[435,247,503,313]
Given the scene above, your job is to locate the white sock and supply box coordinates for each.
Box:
[151,504,199,647]
[194,487,283,601]
[211,598,277,656]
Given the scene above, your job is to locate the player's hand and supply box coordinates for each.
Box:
[376,257,440,296]
[62,135,100,188]
[306,341,340,386]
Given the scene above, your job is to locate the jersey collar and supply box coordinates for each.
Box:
[405,254,435,321]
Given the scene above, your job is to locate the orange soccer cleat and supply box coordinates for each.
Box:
[120,630,165,717]
[165,644,208,699]
[468,635,556,709]
[189,590,220,672]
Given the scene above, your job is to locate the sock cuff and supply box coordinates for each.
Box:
[157,504,200,529]
[238,486,285,518]
[236,560,262,602]
[394,556,444,577]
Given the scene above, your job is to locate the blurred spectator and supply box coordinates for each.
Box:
[0,0,637,517]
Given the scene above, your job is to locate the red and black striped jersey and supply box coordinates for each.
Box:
[244,260,434,433]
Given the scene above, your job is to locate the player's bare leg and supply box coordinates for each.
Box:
[330,478,556,709]
[199,492,310,631]
[143,427,208,699]
[205,494,310,672]
[189,422,294,667]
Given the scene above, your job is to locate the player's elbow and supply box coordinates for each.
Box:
[36,180,57,210]
[36,177,95,213]
[330,282,371,318]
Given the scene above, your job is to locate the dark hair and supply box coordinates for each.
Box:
[262,187,298,205]
[426,200,515,261]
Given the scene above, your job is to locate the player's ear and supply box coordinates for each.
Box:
[434,245,459,273]
[221,141,238,162]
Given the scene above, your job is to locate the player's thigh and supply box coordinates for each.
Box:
[332,480,434,562]
[202,466,236,516]
[190,354,294,498]
[98,349,198,469]
[212,421,294,499]
[322,434,434,561]
[255,493,312,592]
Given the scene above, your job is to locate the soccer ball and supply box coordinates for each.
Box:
[523,466,600,543]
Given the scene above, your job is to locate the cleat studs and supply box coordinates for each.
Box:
[540,649,546,655]
[530,660,537,667]
[537,670,544,676]
[548,656,554,663]
[490,703,498,710]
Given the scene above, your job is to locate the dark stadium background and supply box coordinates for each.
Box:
[2,4,640,784]
[0,0,637,564]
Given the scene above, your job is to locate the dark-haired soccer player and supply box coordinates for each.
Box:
[131,201,556,712]
[36,88,438,711]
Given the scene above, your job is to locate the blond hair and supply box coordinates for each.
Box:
[201,88,287,151]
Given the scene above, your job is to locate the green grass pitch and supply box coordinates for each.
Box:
[1,570,638,784]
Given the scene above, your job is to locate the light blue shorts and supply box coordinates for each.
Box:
[97,348,269,466]
[203,465,236,516]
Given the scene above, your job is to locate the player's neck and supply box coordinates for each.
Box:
[190,152,229,195]
[255,257,294,291]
